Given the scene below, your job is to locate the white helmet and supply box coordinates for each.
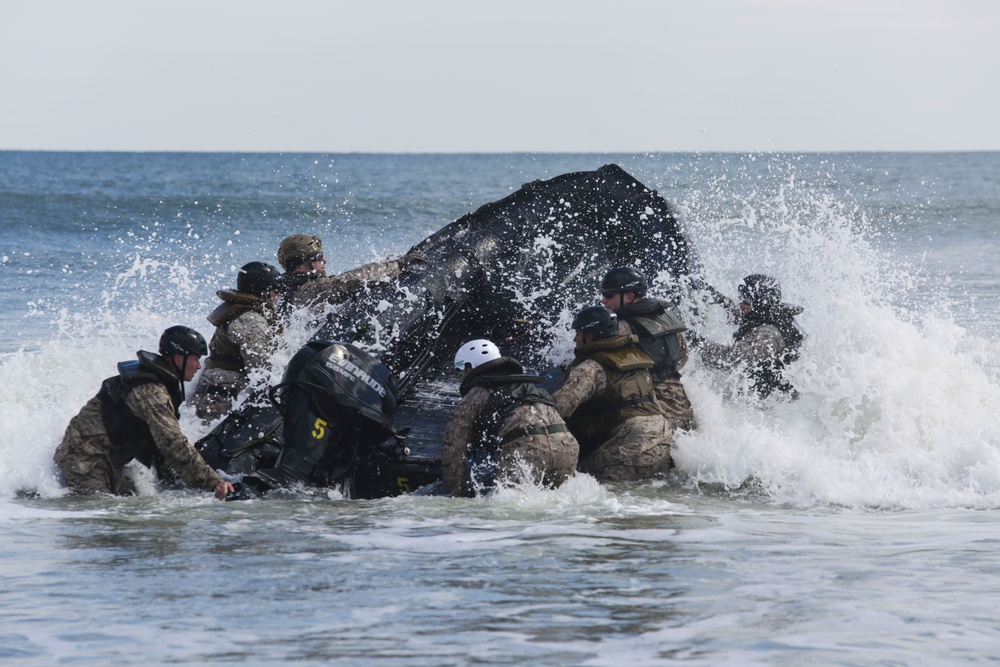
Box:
[454,339,501,371]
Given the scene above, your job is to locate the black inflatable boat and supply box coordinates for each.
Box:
[195,164,701,498]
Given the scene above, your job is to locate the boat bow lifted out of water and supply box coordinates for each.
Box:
[195,163,703,498]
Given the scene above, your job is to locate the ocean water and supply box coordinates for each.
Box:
[1,151,999,665]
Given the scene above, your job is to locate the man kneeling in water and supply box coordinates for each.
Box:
[442,339,579,496]
[191,261,283,422]
[53,326,235,499]
[553,305,674,482]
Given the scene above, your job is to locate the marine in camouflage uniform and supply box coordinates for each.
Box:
[191,262,282,421]
[276,234,426,316]
[600,266,697,432]
[695,274,804,399]
[53,327,231,498]
[553,306,674,482]
[443,350,578,496]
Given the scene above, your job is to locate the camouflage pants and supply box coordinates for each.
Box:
[579,415,673,482]
[499,430,580,489]
[656,379,697,432]
[53,434,136,496]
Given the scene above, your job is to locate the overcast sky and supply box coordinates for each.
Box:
[2,0,998,153]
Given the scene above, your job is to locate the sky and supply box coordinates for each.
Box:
[2,0,999,153]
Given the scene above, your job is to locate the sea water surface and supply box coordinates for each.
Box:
[2,151,1000,665]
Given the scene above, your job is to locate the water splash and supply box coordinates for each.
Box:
[668,166,1000,509]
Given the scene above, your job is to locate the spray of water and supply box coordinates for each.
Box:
[667,165,1000,509]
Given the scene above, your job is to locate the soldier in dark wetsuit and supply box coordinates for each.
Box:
[191,262,283,422]
[599,266,696,432]
[53,326,235,499]
[553,306,674,482]
[442,339,579,496]
[695,274,804,399]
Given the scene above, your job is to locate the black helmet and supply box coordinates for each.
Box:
[159,325,208,357]
[572,305,619,340]
[601,266,648,298]
[738,274,782,309]
[237,261,282,296]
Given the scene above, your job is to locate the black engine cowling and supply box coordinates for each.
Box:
[254,340,398,488]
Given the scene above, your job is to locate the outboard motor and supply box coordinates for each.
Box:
[256,340,399,489]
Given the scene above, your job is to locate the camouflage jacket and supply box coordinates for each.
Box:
[283,257,403,313]
[55,381,223,493]
[442,385,571,495]
[699,323,785,371]
[205,307,274,375]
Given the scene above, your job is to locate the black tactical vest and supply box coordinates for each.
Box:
[277,272,314,311]
[97,351,184,466]
[461,357,556,454]
[734,305,804,398]
[618,298,687,382]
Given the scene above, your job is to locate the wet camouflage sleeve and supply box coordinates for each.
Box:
[229,310,273,372]
[290,258,403,309]
[337,257,403,284]
[124,383,223,491]
[553,360,607,420]
[699,324,784,371]
[441,386,490,495]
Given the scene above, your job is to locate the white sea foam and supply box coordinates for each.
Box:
[668,172,1000,509]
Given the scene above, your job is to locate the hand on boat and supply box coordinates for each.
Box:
[399,251,428,269]
[214,480,236,500]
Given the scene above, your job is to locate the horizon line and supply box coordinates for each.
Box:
[3,148,1000,156]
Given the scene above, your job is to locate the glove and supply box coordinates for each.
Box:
[399,251,428,269]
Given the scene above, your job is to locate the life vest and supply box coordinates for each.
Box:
[97,351,184,467]
[460,357,556,454]
[567,334,660,447]
[205,290,265,372]
[734,304,804,398]
[618,297,687,381]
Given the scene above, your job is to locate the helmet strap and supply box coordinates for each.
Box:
[170,352,189,402]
